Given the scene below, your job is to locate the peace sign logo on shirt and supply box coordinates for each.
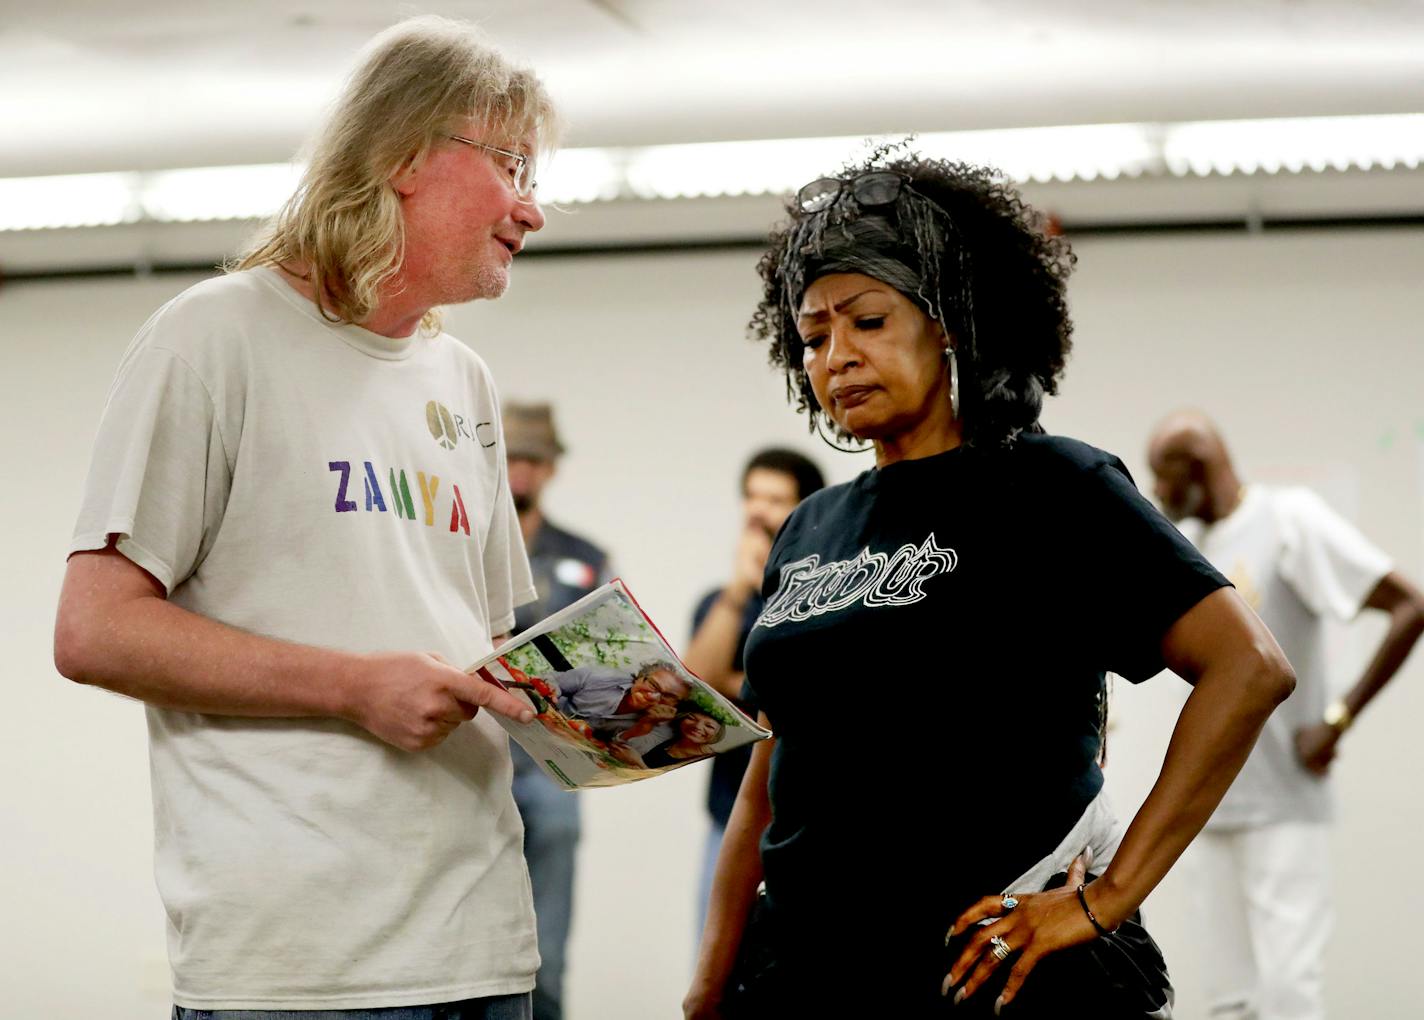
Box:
[426,401,460,450]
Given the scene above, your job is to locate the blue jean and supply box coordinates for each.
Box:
[695,817,726,953]
[510,745,580,1020]
[172,992,531,1020]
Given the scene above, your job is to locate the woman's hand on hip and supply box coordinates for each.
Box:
[941,851,1099,1013]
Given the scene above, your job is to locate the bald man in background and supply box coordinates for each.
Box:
[1148,411,1424,1020]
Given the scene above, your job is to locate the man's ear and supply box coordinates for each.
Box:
[390,156,420,197]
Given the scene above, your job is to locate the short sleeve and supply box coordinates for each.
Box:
[477,401,537,635]
[1077,458,1230,682]
[553,666,589,698]
[70,344,232,594]
[595,555,616,587]
[1276,489,1392,620]
[690,589,719,632]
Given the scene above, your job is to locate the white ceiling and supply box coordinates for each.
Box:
[3,0,1423,177]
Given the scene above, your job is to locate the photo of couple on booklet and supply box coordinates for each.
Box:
[472,581,769,789]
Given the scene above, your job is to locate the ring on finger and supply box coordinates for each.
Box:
[990,935,1012,962]
[1000,894,1019,912]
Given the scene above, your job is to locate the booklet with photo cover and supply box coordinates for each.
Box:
[468,579,771,789]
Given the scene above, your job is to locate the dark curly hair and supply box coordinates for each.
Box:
[750,144,1076,449]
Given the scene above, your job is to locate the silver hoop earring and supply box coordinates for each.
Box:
[945,347,961,419]
[812,414,871,454]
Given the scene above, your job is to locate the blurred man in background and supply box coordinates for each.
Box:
[505,402,612,1020]
[1148,410,1424,1020]
[682,448,824,940]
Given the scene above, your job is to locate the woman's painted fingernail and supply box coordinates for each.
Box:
[953,987,968,1005]
[944,926,955,945]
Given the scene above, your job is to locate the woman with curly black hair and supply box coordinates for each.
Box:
[684,150,1295,1018]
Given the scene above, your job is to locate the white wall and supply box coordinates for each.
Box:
[3,226,1421,1018]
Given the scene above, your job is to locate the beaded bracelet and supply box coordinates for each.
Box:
[1075,883,1118,937]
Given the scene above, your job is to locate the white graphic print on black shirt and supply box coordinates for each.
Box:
[756,535,957,627]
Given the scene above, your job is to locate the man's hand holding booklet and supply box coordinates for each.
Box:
[468,580,770,789]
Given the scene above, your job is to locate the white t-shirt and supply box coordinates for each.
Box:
[70,268,539,1009]
[1180,485,1391,829]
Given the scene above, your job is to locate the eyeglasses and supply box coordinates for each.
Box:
[447,135,538,198]
[637,673,682,700]
[796,171,908,213]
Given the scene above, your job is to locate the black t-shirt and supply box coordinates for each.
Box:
[742,434,1227,999]
[690,589,764,827]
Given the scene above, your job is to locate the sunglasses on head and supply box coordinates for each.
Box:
[795,171,910,213]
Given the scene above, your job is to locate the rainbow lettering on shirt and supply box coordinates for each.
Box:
[755,535,957,627]
[328,460,471,537]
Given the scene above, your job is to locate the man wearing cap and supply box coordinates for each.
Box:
[503,402,612,1020]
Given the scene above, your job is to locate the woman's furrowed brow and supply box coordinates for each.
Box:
[797,289,881,324]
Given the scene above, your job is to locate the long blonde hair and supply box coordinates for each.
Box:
[231,15,560,331]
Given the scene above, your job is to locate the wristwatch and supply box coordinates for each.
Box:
[1323,699,1354,733]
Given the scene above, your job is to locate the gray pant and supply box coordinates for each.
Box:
[511,745,580,1020]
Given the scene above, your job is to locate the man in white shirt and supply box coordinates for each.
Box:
[1148,410,1424,1020]
[53,16,559,1020]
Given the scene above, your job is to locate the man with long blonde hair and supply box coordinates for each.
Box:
[55,16,559,1019]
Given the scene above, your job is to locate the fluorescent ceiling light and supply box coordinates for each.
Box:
[0,163,303,232]
[0,171,140,230]
[2,114,1421,232]
[1162,115,1424,177]
[138,164,303,223]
